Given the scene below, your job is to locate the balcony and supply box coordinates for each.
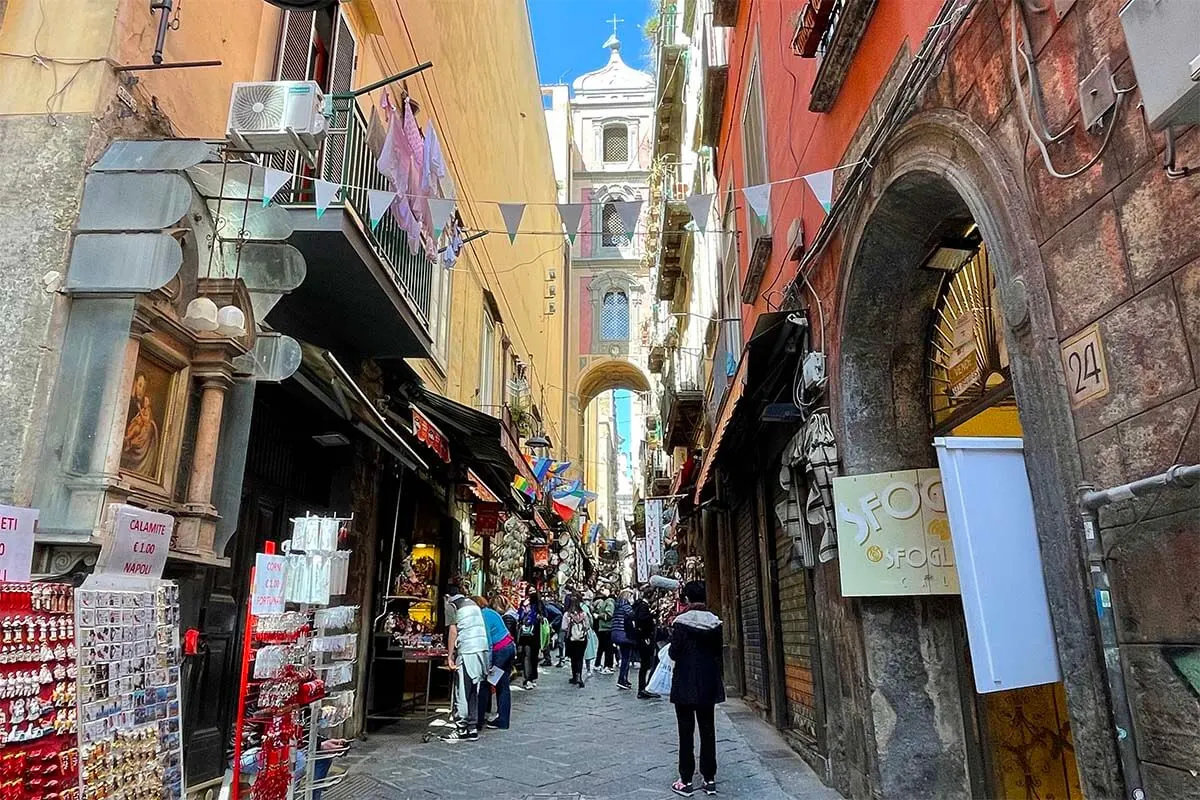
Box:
[654,5,687,161]
[644,446,673,497]
[661,349,704,449]
[266,98,435,359]
[713,0,739,27]
[653,162,694,302]
[700,20,730,149]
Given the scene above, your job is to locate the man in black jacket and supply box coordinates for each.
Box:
[668,581,724,797]
[630,594,659,699]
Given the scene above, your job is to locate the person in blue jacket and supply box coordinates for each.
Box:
[610,588,636,690]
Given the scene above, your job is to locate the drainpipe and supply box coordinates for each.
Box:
[1078,463,1200,800]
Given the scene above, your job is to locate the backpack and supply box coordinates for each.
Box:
[568,613,588,642]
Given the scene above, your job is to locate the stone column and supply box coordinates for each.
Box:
[174,364,233,556]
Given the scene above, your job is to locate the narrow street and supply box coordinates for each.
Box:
[327,667,840,800]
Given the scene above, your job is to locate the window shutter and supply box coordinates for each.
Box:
[276,10,315,81]
[320,13,357,183]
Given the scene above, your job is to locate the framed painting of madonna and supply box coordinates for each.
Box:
[118,343,188,496]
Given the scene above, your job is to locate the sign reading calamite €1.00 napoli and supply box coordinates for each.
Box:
[833,469,960,597]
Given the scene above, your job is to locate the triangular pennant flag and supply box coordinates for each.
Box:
[427,197,456,239]
[261,168,291,208]
[499,203,525,243]
[367,189,397,231]
[556,204,585,243]
[614,200,643,236]
[686,193,714,233]
[314,179,340,219]
[804,168,835,212]
[742,183,771,225]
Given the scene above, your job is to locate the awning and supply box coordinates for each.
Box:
[694,355,747,501]
[413,389,531,508]
[692,311,798,502]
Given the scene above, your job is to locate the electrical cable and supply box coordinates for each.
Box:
[1015,0,1071,143]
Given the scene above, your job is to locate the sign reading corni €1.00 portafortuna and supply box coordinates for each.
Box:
[833,469,960,597]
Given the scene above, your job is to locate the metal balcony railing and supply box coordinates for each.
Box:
[271,98,433,325]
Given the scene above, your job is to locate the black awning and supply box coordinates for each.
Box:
[412,390,523,508]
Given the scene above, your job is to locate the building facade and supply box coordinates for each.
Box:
[649,1,1200,799]
[0,0,568,793]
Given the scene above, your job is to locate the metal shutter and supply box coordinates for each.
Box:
[734,493,765,705]
[320,13,356,183]
[267,10,315,187]
[773,482,819,744]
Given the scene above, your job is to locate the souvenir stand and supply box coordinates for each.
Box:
[231,514,357,800]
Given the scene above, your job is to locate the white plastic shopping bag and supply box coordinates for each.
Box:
[646,644,674,695]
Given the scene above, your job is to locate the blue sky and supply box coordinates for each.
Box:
[613,389,632,460]
[528,0,655,86]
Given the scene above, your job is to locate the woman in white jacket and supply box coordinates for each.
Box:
[582,592,599,677]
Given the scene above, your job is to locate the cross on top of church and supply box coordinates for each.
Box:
[607,14,625,36]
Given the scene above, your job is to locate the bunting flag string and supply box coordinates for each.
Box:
[742,183,771,225]
[686,194,713,234]
[804,169,835,213]
[367,189,396,230]
[613,200,644,235]
[499,203,526,243]
[313,179,340,219]
[262,168,291,209]
[555,204,585,243]
[427,197,456,239]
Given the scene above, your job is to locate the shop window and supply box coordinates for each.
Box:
[603,124,629,162]
[601,202,629,247]
[600,290,630,341]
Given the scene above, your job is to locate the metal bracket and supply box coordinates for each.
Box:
[1079,57,1117,132]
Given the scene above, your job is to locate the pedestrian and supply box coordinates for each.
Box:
[669,581,725,796]
[562,593,590,688]
[582,591,599,677]
[542,598,564,668]
[631,591,659,699]
[611,588,635,690]
[475,596,516,731]
[441,583,489,742]
[516,589,543,690]
[595,587,615,674]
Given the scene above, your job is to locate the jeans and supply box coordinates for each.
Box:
[638,642,656,693]
[675,703,717,784]
[598,630,614,668]
[455,662,482,732]
[518,635,540,684]
[617,643,634,685]
[479,643,515,728]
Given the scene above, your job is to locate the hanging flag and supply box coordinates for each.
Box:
[614,200,643,236]
[804,169,835,213]
[427,197,456,239]
[499,203,525,243]
[531,457,552,483]
[550,460,572,475]
[314,179,340,219]
[742,183,771,225]
[512,475,537,499]
[261,168,292,208]
[552,493,582,523]
[555,204,585,243]
[367,189,397,231]
[686,193,714,233]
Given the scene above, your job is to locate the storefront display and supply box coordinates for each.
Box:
[75,584,183,800]
[0,583,78,800]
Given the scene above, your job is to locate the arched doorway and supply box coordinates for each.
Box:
[833,112,1119,799]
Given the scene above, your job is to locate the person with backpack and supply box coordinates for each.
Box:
[581,591,599,678]
[611,588,636,690]
[562,593,590,688]
[630,592,659,699]
[669,581,725,797]
[516,590,544,690]
[594,587,616,675]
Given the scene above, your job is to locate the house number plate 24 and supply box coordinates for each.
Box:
[1061,323,1110,408]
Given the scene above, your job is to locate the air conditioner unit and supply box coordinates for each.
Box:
[226,81,327,154]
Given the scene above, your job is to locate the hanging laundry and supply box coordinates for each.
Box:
[422,120,449,199]
[376,94,422,244]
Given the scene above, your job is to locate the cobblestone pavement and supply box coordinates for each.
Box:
[327,664,842,800]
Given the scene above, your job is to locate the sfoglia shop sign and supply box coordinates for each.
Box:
[833,469,961,596]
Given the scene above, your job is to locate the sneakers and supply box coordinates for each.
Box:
[616,681,632,690]
[671,780,694,797]
[485,721,508,730]
[637,691,661,700]
[701,780,717,795]
[440,728,478,743]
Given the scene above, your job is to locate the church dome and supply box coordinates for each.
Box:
[572,32,654,93]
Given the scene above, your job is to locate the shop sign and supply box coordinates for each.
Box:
[251,553,287,615]
[531,545,549,568]
[474,504,502,537]
[0,505,38,582]
[946,311,982,398]
[833,469,959,597]
[412,407,450,462]
[635,538,649,583]
[467,534,484,558]
[96,504,174,580]
[645,499,663,567]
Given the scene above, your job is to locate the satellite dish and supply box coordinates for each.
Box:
[263,0,339,10]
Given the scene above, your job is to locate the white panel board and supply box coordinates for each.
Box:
[934,437,1061,693]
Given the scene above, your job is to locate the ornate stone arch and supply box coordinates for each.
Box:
[830,108,1120,800]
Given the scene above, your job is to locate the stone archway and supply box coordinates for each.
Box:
[576,357,652,407]
[827,109,1120,800]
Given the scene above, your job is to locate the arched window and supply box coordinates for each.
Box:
[599,290,630,341]
[603,124,629,162]
[601,202,628,247]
